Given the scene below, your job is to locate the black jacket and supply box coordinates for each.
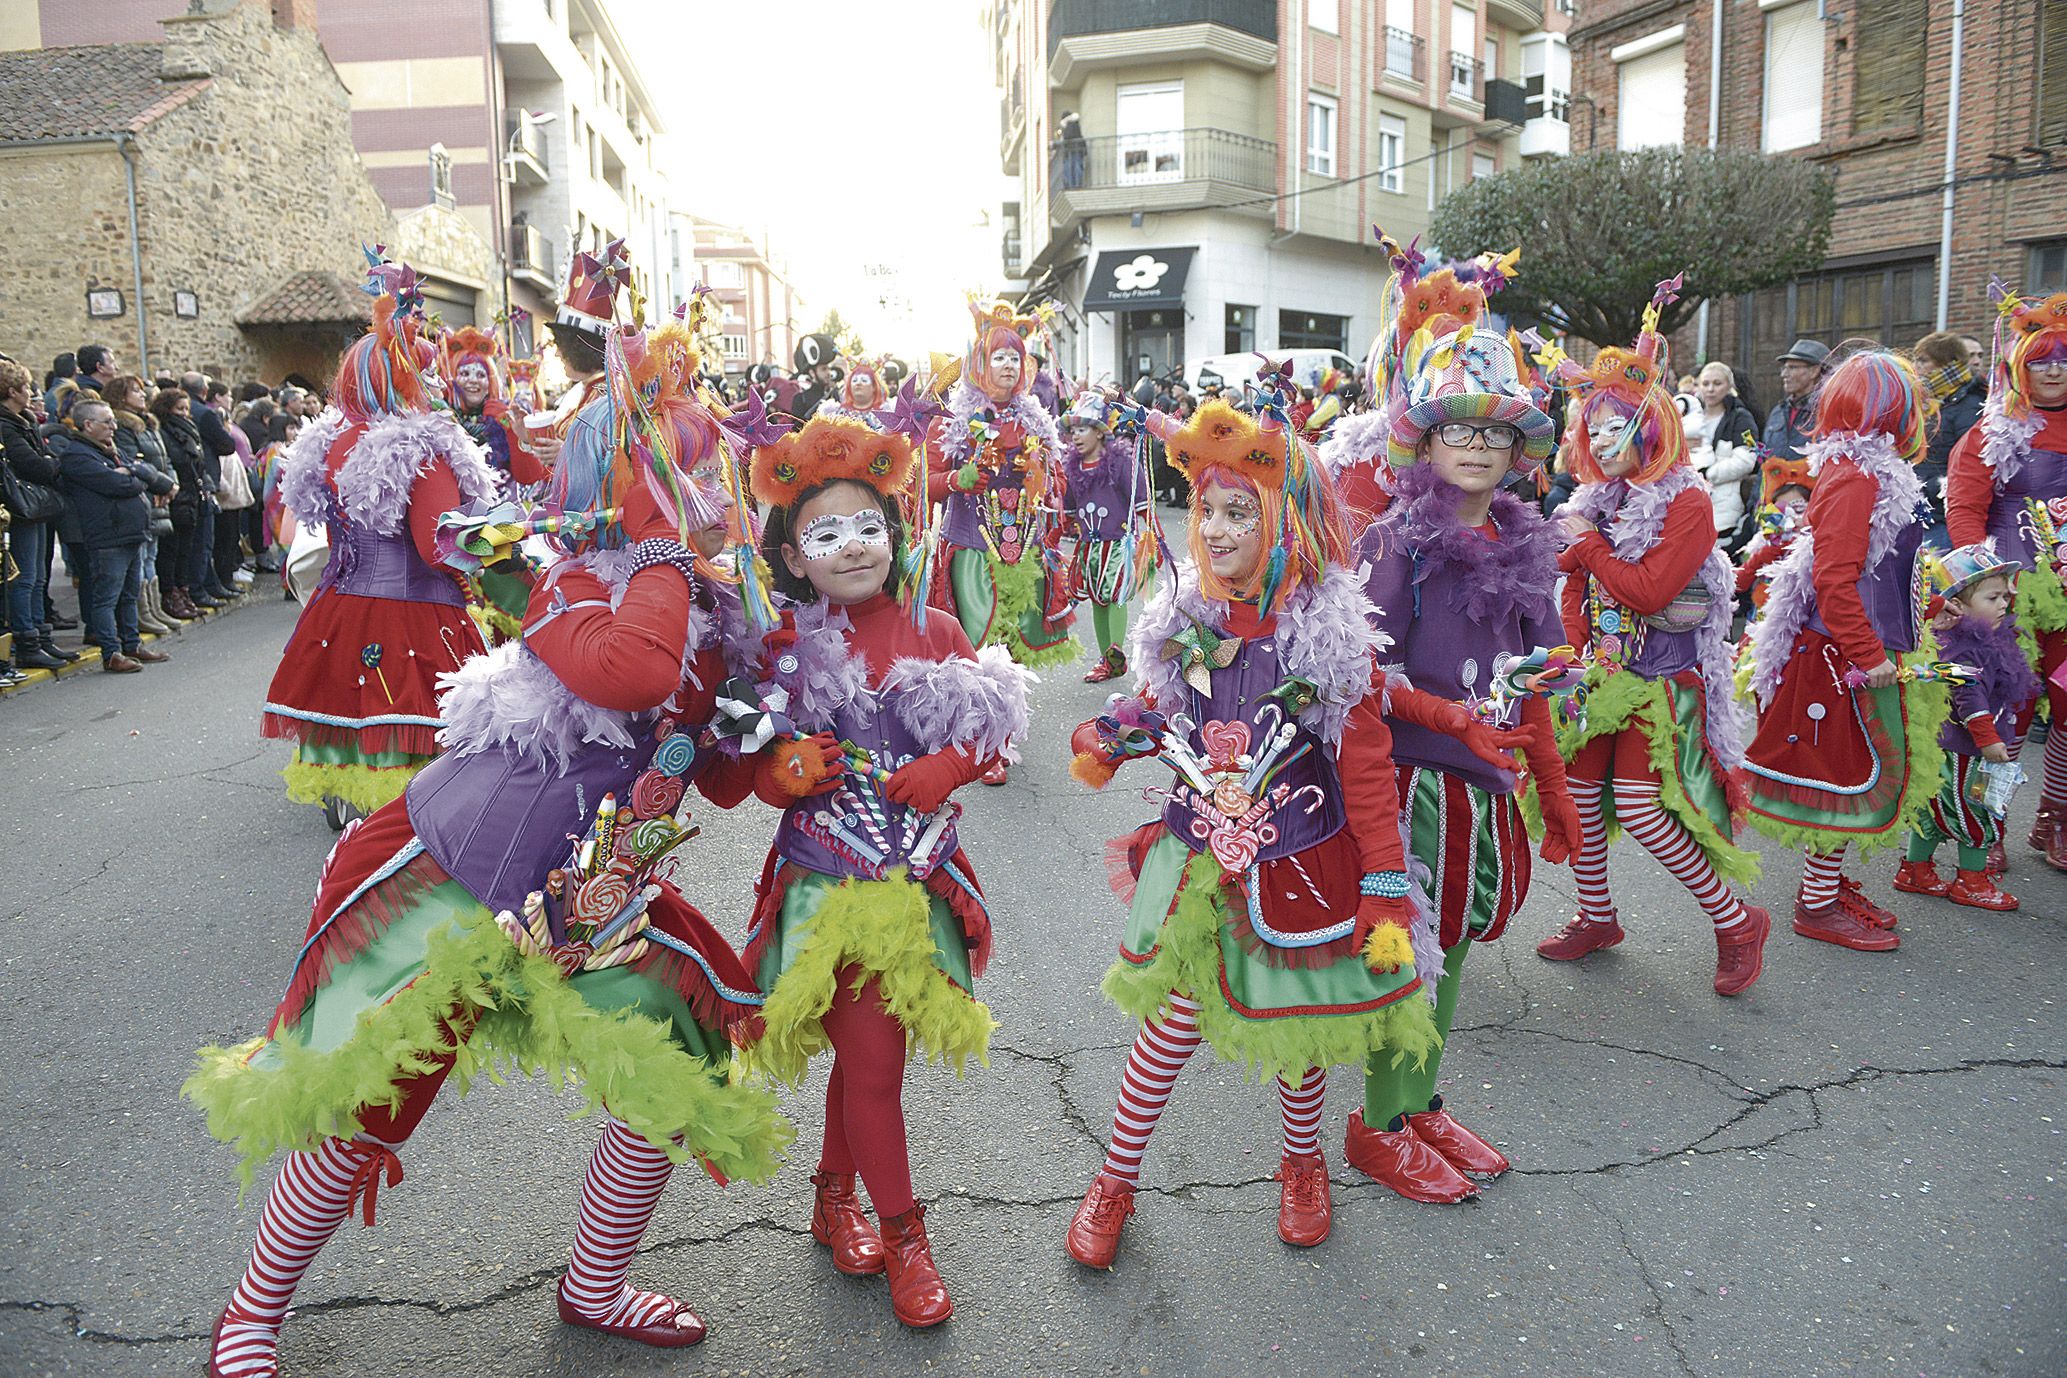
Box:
[1,405,61,490]
[184,393,235,484]
[159,412,210,515]
[1702,397,1761,454]
[1921,378,1985,506]
[55,432,151,547]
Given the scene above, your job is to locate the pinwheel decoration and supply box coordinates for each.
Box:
[565,238,631,319]
[431,501,618,575]
[360,244,424,317]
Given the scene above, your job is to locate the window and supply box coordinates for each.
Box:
[2028,241,2067,293]
[1279,310,1348,352]
[1522,31,1571,122]
[2044,4,2067,147]
[705,261,744,289]
[428,142,453,207]
[1851,0,1927,135]
[1116,81,1184,185]
[1307,94,1337,176]
[1377,115,1407,193]
[1450,4,1478,98]
[1311,0,1339,33]
[1746,256,1937,367]
[1762,0,1825,152]
[721,333,749,360]
[1613,27,1686,150]
[1484,36,1498,81]
[1226,304,1257,353]
[1472,150,1496,180]
[1385,0,1419,79]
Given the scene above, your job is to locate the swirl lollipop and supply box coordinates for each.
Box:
[653,733,697,778]
[630,769,685,819]
[361,642,395,704]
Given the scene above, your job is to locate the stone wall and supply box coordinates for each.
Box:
[392,202,497,326]
[0,144,146,379]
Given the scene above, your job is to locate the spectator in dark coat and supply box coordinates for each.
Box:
[3,358,75,669]
[42,353,75,417]
[153,388,214,616]
[1764,338,1827,462]
[55,400,170,672]
[178,371,236,601]
[1914,330,1985,542]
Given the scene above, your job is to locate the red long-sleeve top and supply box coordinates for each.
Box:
[1801,459,1889,671]
[1557,487,1712,646]
[1945,405,2067,546]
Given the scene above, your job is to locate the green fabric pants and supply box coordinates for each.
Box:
[1361,940,1470,1127]
[1091,601,1127,658]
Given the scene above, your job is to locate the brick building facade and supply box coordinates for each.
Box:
[1569,0,2067,390]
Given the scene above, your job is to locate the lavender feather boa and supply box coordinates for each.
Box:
[764,601,871,731]
[938,380,1061,468]
[1129,565,1389,748]
[276,407,497,537]
[1315,408,1390,477]
[1561,465,1746,767]
[1976,392,2047,489]
[1938,613,2041,720]
[885,646,1034,758]
[1367,463,1559,627]
[1745,433,1924,704]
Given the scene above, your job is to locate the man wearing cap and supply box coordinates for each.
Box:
[1764,338,1828,462]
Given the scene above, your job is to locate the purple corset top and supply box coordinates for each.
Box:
[1986,447,2067,569]
[321,514,465,607]
[1806,519,1922,655]
[775,684,961,881]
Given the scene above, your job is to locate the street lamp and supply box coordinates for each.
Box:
[500,110,559,352]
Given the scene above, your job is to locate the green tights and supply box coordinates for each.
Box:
[1906,830,1984,872]
[1091,601,1128,659]
[1362,940,1471,1128]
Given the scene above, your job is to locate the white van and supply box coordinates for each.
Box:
[1189,349,1359,396]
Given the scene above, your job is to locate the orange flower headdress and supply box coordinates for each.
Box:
[965,298,1044,400]
[1991,279,2067,419]
[751,414,915,511]
[1539,275,1688,486]
[1758,454,1815,508]
[437,324,505,401]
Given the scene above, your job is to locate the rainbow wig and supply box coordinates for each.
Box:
[1561,383,1685,486]
[1186,455,1351,610]
[1999,304,2067,418]
[437,325,504,403]
[331,298,438,424]
[1812,349,1933,464]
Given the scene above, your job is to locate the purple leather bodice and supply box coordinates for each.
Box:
[1158,633,1345,861]
[1066,451,1133,541]
[1807,519,1923,655]
[319,508,466,607]
[1624,619,1701,679]
[774,681,960,880]
[1984,447,2067,569]
[407,706,661,917]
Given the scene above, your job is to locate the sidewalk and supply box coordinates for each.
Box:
[0,572,277,695]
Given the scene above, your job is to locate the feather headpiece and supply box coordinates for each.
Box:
[751,414,915,510]
[1990,279,2067,418]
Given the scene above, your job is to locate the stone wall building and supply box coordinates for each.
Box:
[0,0,411,384]
[1568,0,2067,382]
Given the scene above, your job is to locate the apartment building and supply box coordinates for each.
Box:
[8,0,684,358]
[1569,0,2067,376]
[990,0,1570,387]
[690,217,802,381]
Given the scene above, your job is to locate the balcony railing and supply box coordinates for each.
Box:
[1051,127,1276,196]
[505,115,549,185]
[1447,52,1483,104]
[509,222,557,287]
[1382,26,1424,82]
[1048,0,1277,56]
[1484,77,1527,127]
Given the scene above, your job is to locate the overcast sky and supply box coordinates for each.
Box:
[616,0,1009,360]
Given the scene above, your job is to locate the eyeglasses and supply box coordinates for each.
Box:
[1435,421,1522,451]
[2030,358,2067,375]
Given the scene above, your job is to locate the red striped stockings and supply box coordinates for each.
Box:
[558,1117,680,1330]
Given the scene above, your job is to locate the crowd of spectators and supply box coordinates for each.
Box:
[0,343,321,683]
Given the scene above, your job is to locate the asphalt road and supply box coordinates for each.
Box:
[1,594,2062,1378]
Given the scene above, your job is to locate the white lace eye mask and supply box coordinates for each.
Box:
[797,510,890,560]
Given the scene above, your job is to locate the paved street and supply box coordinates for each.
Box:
[1,595,2062,1378]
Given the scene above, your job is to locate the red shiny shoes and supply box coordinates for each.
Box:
[2029,801,2067,871]
[1835,876,1897,929]
[981,759,1009,786]
[1084,648,1128,683]
[1713,906,1771,997]
[1535,913,1624,962]
[1405,1101,1511,1177]
[878,1205,953,1328]
[1276,1151,1332,1246]
[1892,860,1953,897]
[1946,869,2019,911]
[1344,1109,1478,1203]
[1792,899,1900,952]
[810,1169,885,1275]
[555,1284,706,1347]
[1065,1171,1136,1269]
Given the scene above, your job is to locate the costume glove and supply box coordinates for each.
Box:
[753,731,844,806]
[884,745,984,815]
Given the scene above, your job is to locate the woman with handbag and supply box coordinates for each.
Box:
[110,375,181,636]
[1,358,75,669]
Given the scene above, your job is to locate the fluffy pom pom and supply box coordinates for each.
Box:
[1362,920,1415,973]
[770,737,835,797]
[1071,751,1120,790]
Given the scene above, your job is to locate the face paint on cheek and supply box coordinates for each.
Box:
[1222,503,1262,536]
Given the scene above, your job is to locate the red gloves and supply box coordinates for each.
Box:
[752,731,844,807]
[1385,680,1519,776]
[1513,700,1581,865]
[885,746,984,815]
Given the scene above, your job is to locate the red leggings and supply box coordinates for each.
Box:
[815,970,916,1218]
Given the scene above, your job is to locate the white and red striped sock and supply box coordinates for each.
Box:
[1569,777,1616,920]
[560,1119,681,1331]
[1798,848,1847,909]
[215,1137,382,1377]
[2041,720,2067,807]
[1100,994,1203,1186]
[1277,1067,1325,1157]
[1614,781,1748,930]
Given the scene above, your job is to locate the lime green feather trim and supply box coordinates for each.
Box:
[184,909,792,1192]
[281,757,422,812]
[745,869,996,1086]
[1558,669,1762,887]
[990,553,1081,669]
[1100,854,1438,1085]
[2015,569,2066,689]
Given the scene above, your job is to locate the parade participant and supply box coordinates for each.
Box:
[788,333,843,419]
[1315,402,1392,534]
[189,318,792,1377]
[264,257,497,825]
[1063,395,1436,1264]
[1744,348,1945,952]
[817,358,888,421]
[1533,282,1771,995]
[931,300,1076,780]
[1943,286,2067,869]
[1892,542,2035,910]
[1343,246,1584,1202]
[436,324,552,490]
[738,414,1030,1328]
[1060,391,1151,683]
[1733,458,1814,618]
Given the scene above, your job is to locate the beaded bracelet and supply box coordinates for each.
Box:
[626,539,700,589]
[1358,871,1409,899]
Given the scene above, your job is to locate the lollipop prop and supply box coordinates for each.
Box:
[360,643,395,704]
[1841,661,1980,688]
[1469,645,1586,724]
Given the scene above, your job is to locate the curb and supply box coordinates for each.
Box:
[0,581,272,696]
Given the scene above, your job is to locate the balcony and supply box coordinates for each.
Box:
[1447,52,1483,105]
[505,114,549,186]
[1381,26,1424,84]
[509,222,557,290]
[1520,113,1570,158]
[1050,126,1276,225]
[1485,77,1528,127]
[1485,0,1546,30]
[1048,0,1277,86]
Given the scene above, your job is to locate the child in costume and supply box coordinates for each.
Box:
[1345,247,1585,1203]
[438,323,552,491]
[1943,287,2067,870]
[190,319,791,1377]
[736,414,1030,1328]
[931,300,1077,715]
[1063,395,1436,1265]
[1891,542,2036,910]
[1734,459,1813,619]
[1061,390,1152,683]
[817,358,889,422]
[264,257,496,825]
[1533,283,1771,996]
[1743,348,1945,953]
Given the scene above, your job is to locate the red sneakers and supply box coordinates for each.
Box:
[1535,914,1625,961]
[1792,899,1900,952]
[2028,802,2067,872]
[1891,860,1952,896]
[1275,1151,1332,1246]
[1835,876,1897,929]
[1064,1171,1136,1269]
[1945,869,2019,911]
[1712,906,1771,996]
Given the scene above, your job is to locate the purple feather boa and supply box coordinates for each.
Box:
[1977,392,2047,489]
[938,380,1060,468]
[1938,613,2041,721]
[886,644,1033,757]
[1367,463,1559,627]
[1808,430,1924,568]
[277,408,498,537]
[1129,565,1388,748]
[1562,466,1747,767]
[277,407,350,525]
[764,600,872,732]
